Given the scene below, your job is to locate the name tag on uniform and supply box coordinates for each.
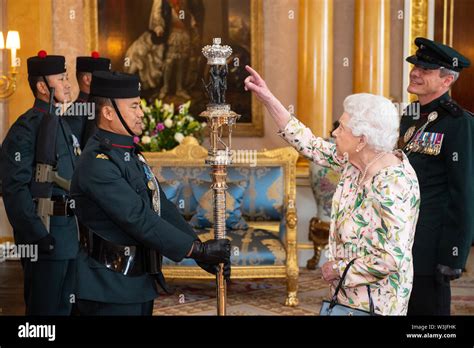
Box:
[409,131,444,155]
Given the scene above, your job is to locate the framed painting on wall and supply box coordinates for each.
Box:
[93,0,264,136]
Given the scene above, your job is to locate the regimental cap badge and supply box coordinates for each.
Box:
[138,82,141,91]
[202,37,232,65]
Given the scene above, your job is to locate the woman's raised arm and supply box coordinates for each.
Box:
[244,65,345,171]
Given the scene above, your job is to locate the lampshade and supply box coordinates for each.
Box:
[6,31,20,50]
[0,32,4,49]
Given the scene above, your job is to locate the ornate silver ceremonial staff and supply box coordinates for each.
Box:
[201,38,240,316]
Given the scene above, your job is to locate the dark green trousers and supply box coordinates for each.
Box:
[22,258,76,315]
[407,275,451,315]
[77,299,154,316]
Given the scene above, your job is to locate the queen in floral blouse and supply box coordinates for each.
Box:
[244,66,420,315]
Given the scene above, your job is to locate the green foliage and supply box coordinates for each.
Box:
[137,99,206,151]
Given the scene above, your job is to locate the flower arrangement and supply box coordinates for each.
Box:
[136,99,206,151]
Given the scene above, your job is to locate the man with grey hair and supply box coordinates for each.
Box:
[399,37,474,315]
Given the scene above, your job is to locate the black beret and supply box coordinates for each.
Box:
[27,50,66,76]
[76,51,111,73]
[90,71,141,99]
[406,37,471,72]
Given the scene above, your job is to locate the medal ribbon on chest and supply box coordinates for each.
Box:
[137,153,161,216]
[404,111,440,155]
[71,134,82,156]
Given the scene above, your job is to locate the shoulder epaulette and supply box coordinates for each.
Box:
[439,99,463,118]
[99,137,113,152]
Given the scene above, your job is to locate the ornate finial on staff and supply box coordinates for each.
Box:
[200,38,240,316]
[202,38,232,65]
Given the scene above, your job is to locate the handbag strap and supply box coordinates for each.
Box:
[329,259,375,314]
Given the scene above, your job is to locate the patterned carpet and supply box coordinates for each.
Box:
[153,249,474,315]
[1,251,472,316]
[154,269,327,316]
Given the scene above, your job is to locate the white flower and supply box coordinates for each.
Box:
[201,122,207,128]
[186,116,195,122]
[141,135,151,144]
[163,103,174,114]
[164,118,173,128]
[177,120,183,127]
[174,132,184,143]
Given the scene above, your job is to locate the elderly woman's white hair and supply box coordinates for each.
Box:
[343,93,400,152]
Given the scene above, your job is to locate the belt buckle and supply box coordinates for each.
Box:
[86,231,149,277]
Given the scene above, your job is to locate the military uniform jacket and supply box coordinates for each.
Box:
[71,129,198,304]
[399,92,474,274]
[65,90,89,146]
[0,98,80,260]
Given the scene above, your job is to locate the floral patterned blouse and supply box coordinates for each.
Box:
[278,117,420,315]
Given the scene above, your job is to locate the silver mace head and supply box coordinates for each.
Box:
[202,38,232,65]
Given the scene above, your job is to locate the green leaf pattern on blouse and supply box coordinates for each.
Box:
[278,116,420,315]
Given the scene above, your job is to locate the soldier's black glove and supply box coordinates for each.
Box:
[36,234,55,255]
[187,239,230,264]
[196,260,231,281]
[436,264,462,283]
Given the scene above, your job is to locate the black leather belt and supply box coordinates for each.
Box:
[78,224,164,275]
[78,225,173,293]
[51,195,74,216]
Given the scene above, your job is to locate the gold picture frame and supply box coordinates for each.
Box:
[86,0,264,137]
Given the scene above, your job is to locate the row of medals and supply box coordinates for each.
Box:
[404,111,441,155]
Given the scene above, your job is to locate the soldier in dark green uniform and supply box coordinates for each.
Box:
[399,38,474,315]
[0,51,80,315]
[71,71,231,315]
[65,51,110,148]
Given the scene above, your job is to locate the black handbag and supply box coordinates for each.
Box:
[319,259,378,316]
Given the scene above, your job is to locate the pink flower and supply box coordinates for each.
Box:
[133,136,140,144]
[156,123,165,132]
